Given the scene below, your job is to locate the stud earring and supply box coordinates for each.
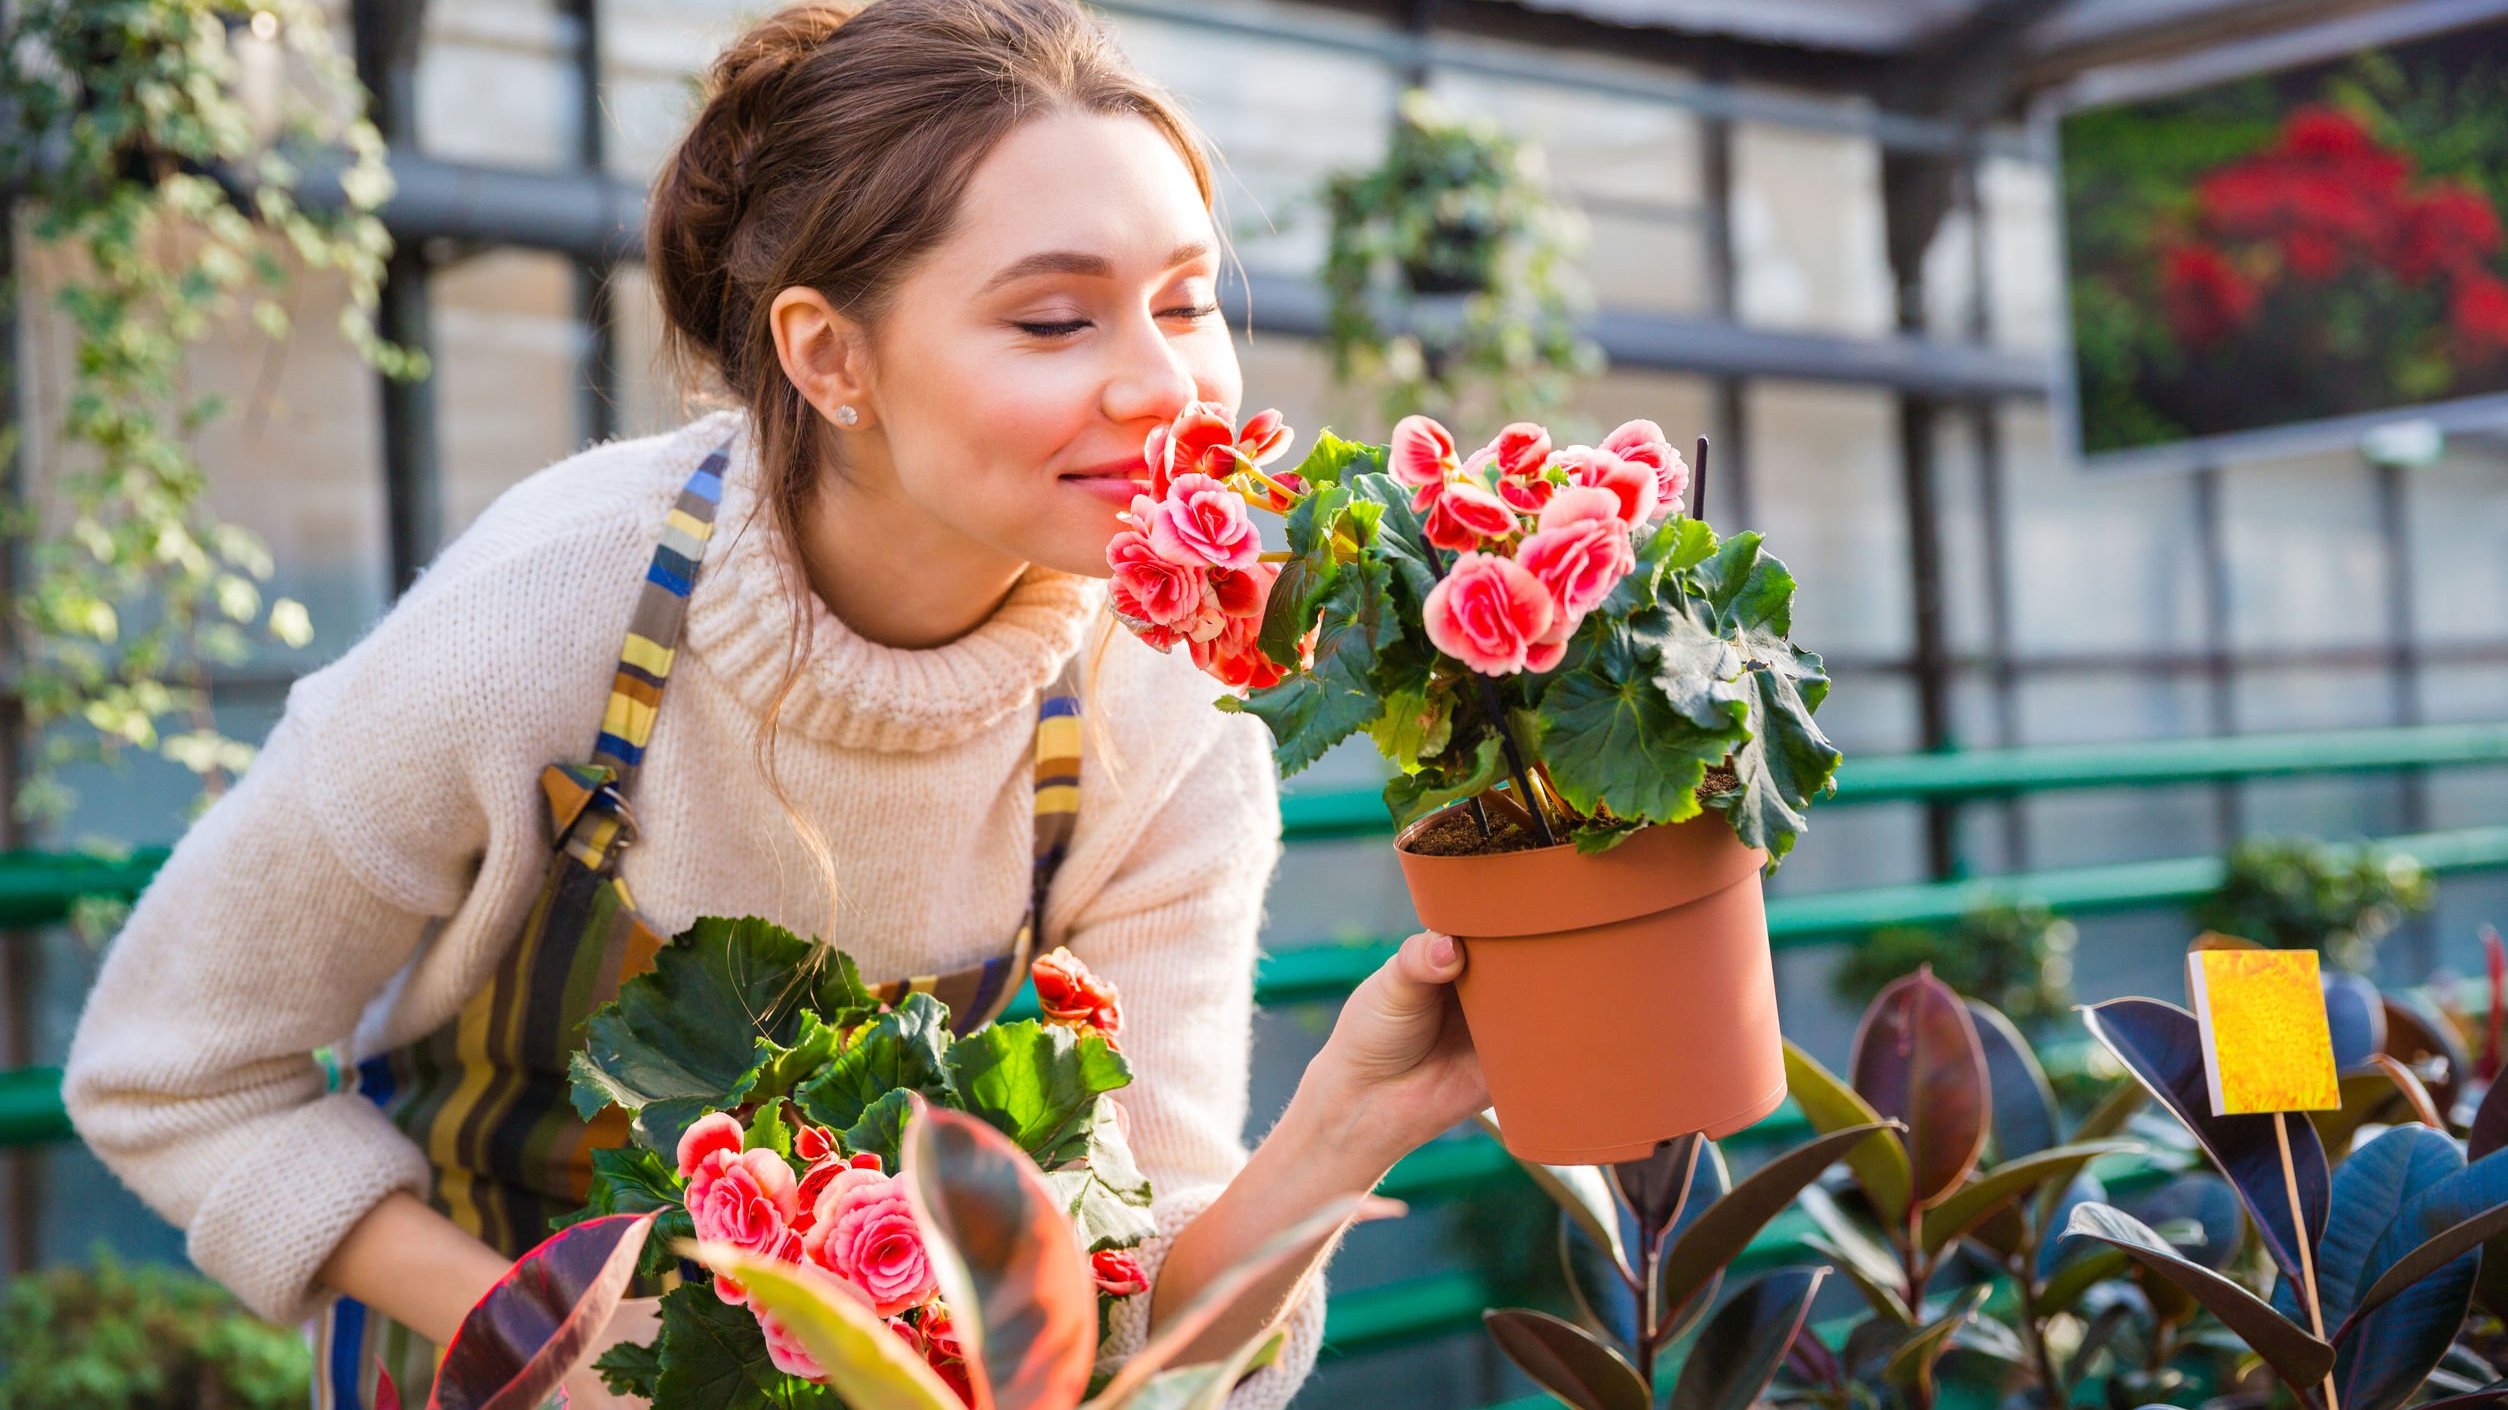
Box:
[835,404,860,427]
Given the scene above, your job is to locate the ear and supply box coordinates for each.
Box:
[769,286,874,429]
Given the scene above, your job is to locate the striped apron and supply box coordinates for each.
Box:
[309,440,1086,1407]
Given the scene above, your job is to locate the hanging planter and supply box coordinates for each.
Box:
[1320,90,1596,427]
[1107,404,1843,1165]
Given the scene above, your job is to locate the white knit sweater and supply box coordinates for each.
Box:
[61,409,1321,1406]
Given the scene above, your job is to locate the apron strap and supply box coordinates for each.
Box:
[542,438,731,863]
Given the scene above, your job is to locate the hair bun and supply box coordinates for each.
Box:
[647,3,861,388]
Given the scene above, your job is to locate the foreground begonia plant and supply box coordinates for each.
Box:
[385,1098,1390,1410]
[1107,403,1842,861]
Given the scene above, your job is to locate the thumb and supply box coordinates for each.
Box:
[1370,930,1464,1016]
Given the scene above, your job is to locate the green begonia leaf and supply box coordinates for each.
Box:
[792,994,953,1134]
[1043,1095,1159,1251]
[842,1089,915,1172]
[1227,553,1394,777]
[1284,429,1383,489]
[1535,610,1742,825]
[650,1282,841,1410]
[569,916,876,1154]
[559,1145,692,1283]
[944,1019,1132,1167]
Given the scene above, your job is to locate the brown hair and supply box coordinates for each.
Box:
[646,0,1206,946]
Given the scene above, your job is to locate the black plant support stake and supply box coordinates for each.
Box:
[1414,523,1554,847]
[1690,435,1710,523]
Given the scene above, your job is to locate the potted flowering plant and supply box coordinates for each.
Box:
[1107,405,1844,1165]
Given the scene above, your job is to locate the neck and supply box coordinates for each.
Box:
[795,448,1030,651]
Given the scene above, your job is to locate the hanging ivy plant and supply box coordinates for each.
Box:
[1320,88,1601,428]
[0,0,419,839]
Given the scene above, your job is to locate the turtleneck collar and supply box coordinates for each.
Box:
[679,410,1104,753]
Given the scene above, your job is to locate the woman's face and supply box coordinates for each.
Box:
[852,109,1241,578]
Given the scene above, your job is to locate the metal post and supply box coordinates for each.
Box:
[354,0,442,597]
[1962,146,2027,870]
[2372,455,2433,974]
[1883,155,1960,880]
[2193,466,2243,845]
[567,0,619,447]
[1699,60,1753,529]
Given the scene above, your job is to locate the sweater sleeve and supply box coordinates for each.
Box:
[59,694,449,1327]
[60,465,657,1329]
[1058,711,1325,1408]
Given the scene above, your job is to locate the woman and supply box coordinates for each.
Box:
[59,1,1489,1406]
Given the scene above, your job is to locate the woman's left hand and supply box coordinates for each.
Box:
[1298,929,1490,1168]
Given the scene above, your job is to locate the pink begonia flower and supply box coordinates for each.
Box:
[1556,445,1658,528]
[1423,552,1557,676]
[756,1303,827,1381]
[1420,478,1520,552]
[792,1121,838,1164]
[1107,527,1210,639]
[1517,487,1637,621]
[1602,419,1690,517]
[688,1148,799,1306]
[802,1167,939,1316]
[1142,473,1260,571]
[1208,561,1273,620]
[795,1151,885,1236]
[1146,402,1294,499]
[1145,402,1237,499]
[1390,414,1459,489]
[675,1112,744,1184]
[1191,611,1290,691]
[1484,422,1553,479]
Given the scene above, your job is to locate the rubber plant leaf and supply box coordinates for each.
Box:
[1783,1039,1913,1223]
[1919,1141,2142,1258]
[1482,1309,1651,1410]
[1655,1122,1893,1332]
[2330,1146,2508,1410]
[1667,1267,1828,1410]
[2081,996,2330,1289]
[1851,968,1989,1210]
[680,1243,962,1410]
[1477,1109,1632,1281]
[1879,1284,1989,1400]
[1967,999,2058,1161]
[898,1097,1097,1410]
[2060,1202,2333,1388]
[426,1212,655,1410]
[1609,1132,1705,1257]
[1086,1190,1398,1408]
[2322,971,2387,1071]
[2272,1125,2459,1329]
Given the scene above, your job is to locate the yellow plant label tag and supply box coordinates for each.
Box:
[2186,948,2341,1115]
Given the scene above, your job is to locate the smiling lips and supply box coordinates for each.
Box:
[1063,463,1148,504]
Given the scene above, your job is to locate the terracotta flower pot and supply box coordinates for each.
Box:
[1394,804,1788,1165]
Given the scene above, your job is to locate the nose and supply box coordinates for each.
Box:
[1100,309,1202,431]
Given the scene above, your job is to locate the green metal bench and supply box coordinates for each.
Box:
[3,719,2504,1371]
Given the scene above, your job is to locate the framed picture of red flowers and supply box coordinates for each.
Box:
[2051,10,2508,474]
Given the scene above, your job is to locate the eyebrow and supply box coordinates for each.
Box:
[978,240,1214,294]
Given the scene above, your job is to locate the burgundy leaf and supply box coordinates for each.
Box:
[1851,968,1989,1210]
[426,1212,654,1410]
